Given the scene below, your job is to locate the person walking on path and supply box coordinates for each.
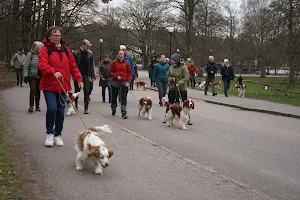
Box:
[120,45,135,90]
[130,61,138,90]
[109,50,132,119]
[188,60,198,88]
[152,55,170,106]
[220,59,235,97]
[23,41,44,113]
[237,75,243,85]
[38,26,83,147]
[165,53,192,125]
[204,56,218,96]
[11,48,26,87]
[149,56,159,87]
[72,39,96,114]
[99,54,112,103]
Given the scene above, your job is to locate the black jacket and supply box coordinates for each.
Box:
[205,62,217,79]
[73,49,96,80]
[221,65,235,81]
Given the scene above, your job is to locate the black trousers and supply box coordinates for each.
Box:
[15,68,23,85]
[111,84,128,114]
[28,77,41,107]
[74,75,90,108]
[168,90,187,104]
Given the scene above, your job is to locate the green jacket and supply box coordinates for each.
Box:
[166,63,189,91]
[23,52,40,79]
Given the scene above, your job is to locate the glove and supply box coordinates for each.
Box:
[24,77,28,84]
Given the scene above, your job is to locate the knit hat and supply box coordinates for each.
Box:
[104,54,109,58]
[187,58,192,62]
[170,53,180,64]
[120,45,126,50]
[224,59,229,63]
[81,39,92,47]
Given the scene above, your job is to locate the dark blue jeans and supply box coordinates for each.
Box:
[223,79,230,96]
[43,91,66,136]
[102,86,112,102]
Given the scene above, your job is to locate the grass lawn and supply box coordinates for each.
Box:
[195,76,300,107]
[0,105,23,199]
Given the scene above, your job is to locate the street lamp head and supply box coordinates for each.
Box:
[99,39,103,43]
[176,49,180,52]
[167,27,174,33]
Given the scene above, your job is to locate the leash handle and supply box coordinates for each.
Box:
[55,76,88,130]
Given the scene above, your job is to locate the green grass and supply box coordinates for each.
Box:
[0,105,23,200]
[195,76,300,107]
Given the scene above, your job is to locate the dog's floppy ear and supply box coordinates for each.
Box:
[108,149,114,158]
[192,100,195,109]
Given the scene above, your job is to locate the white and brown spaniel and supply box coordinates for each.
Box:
[75,125,113,175]
[235,84,246,97]
[138,97,153,120]
[210,80,222,90]
[195,81,206,90]
[65,91,80,116]
[135,81,148,90]
[162,97,194,130]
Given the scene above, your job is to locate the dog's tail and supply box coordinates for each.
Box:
[73,91,80,98]
[91,125,112,134]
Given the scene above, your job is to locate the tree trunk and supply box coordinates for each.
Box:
[288,0,295,84]
[55,0,61,26]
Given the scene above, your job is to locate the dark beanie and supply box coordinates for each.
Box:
[171,53,180,64]
[104,54,109,58]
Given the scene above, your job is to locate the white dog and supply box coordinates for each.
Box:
[138,97,153,120]
[66,92,80,116]
[75,125,113,175]
[162,98,194,130]
[195,81,206,90]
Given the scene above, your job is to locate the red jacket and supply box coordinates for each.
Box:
[109,58,132,82]
[38,38,83,93]
[188,65,198,75]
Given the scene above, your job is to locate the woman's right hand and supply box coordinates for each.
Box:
[54,72,62,78]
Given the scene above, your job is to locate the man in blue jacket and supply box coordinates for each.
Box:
[120,45,135,90]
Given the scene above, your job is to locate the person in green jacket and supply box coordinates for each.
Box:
[165,53,192,125]
[23,41,44,113]
[152,55,170,106]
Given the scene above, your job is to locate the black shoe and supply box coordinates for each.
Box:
[20,84,23,87]
[75,103,78,109]
[122,113,128,119]
[188,120,193,125]
[17,82,19,86]
[213,93,217,96]
[102,100,105,103]
[112,110,116,116]
[28,107,33,113]
[84,108,89,114]
[36,107,41,112]
[204,93,207,95]
[163,119,167,123]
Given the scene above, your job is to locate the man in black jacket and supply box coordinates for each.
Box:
[221,59,235,97]
[204,56,218,96]
[73,39,96,114]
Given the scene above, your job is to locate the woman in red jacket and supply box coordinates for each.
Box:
[109,50,132,119]
[38,26,83,147]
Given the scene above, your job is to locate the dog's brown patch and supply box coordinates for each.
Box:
[108,149,114,158]
[170,104,183,118]
[136,81,147,87]
[139,98,146,106]
[76,130,90,151]
[183,100,195,109]
[87,144,101,158]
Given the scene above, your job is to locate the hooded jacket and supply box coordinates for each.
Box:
[38,38,83,93]
[152,61,170,83]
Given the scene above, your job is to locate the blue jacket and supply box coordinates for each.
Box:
[152,61,170,83]
[124,54,135,80]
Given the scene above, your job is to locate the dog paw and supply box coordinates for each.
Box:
[76,166,83,171]
[181,126,187,130]
[95,169,103,175]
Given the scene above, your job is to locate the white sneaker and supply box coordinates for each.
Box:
[54,136,64,146]
[45,134,54,147]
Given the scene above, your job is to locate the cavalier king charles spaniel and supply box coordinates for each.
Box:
[75,125,113,175]
[138,97,153,120]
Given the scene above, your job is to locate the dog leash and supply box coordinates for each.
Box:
[129,89,139,102]
[176,85,184,105]
[56,76,88,130]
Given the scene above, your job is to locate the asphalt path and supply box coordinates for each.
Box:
[1,82,299,200]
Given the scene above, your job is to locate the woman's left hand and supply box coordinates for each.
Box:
[78,82,84,89]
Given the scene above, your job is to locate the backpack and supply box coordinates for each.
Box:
[34,45,69,77]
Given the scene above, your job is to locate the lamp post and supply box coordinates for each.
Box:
[167,27,174,58]
[99,39,103,64]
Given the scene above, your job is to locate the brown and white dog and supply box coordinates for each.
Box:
[162,97,194,130]
[138,97,153,120]
[135,81,148,90]
[75,125,113,175]
[235,84,246,97]
[65,91,80,116]
[210,80,222,90]
[195,81,206,90]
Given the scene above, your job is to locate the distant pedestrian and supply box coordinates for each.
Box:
[99,54,112,103]
[120,45,135,90]
[152,55,170,106]
[237,75,243,85]
[188,60,198,88]
[109,50,132,119]
[220,59,235,97]
[38,26,83,147]
[23,41,44,113]
[204,56,218,96]
[72,39,96,114]
[11,48,26,87]
[149,56,159,87]
[130,61,138,90]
